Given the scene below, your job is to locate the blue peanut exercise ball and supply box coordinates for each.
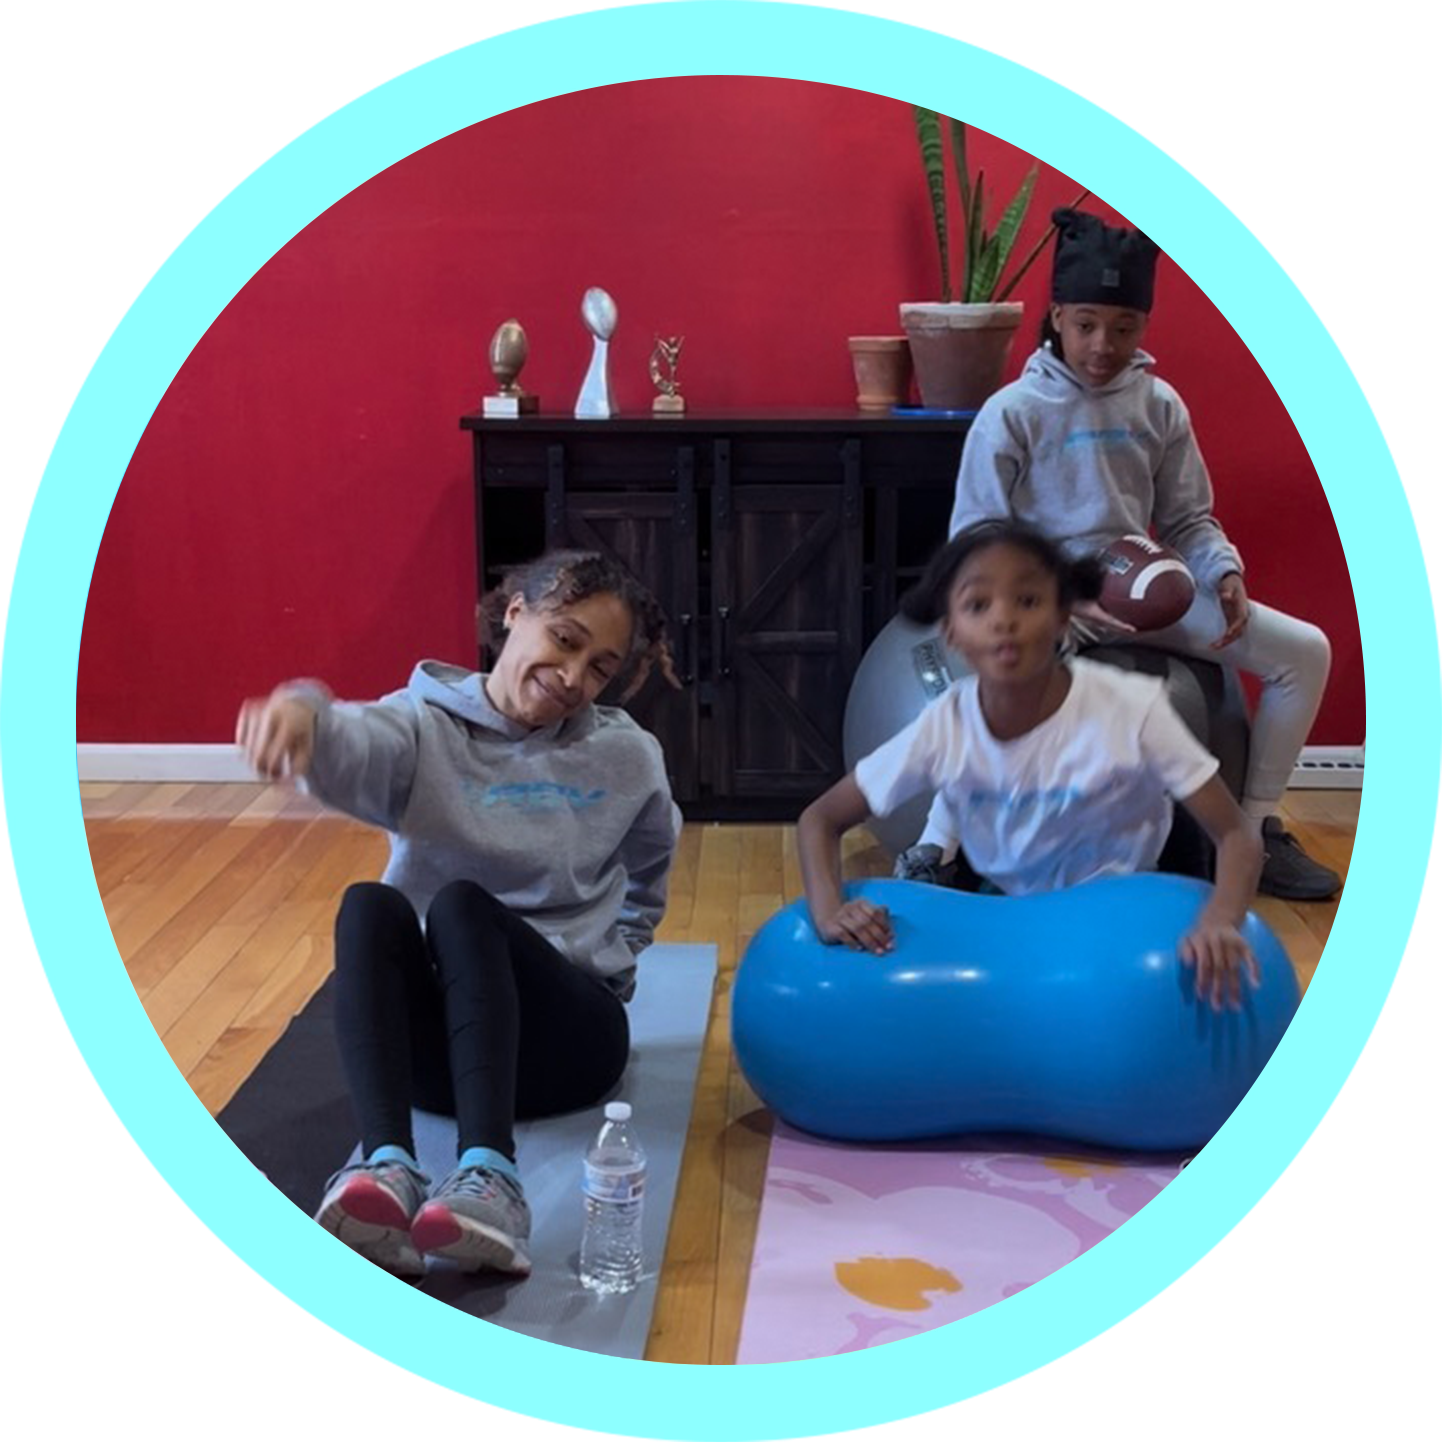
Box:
[841,615,1251,856]
[732,875,1298,1151]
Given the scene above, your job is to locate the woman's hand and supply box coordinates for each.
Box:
[1179,920,1259,1012]
[1071,597,1137,634]
[817,898,895,955]
[235,692,318,781]
[1211,572,1251,649]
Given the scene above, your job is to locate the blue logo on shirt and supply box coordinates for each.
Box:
[968,786,1086,820]
[1063,427,1146,449]
[479,781,607,813]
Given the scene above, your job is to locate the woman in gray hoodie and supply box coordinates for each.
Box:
[236,551,681,1278]
[926,209,1338,902]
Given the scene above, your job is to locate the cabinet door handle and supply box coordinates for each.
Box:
[678,612,694,685]
[718,605,732,677]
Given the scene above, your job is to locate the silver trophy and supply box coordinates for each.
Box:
[574,287,618,419]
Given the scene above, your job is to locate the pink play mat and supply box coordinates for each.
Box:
[737,1123,1181,1363]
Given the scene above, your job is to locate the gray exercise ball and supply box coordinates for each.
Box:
[841,616,966,856]
[842,615,1251,857]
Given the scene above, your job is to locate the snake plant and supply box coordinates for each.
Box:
[914,108,1084,305]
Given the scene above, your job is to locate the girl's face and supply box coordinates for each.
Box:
[1050,302,1149,387]
[489,590,634,728]
[942,542,1070,686]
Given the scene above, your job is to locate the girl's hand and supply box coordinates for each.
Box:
[1179,921,1260,1012]
[1071,597,1137,634]
[235,693,318,781]
[818,898,895,955]
[1211,573,1251,649]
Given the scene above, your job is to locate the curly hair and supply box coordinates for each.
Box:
[899,521,1104,625]
[478,550,679,703]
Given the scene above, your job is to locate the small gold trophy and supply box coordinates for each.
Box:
[649,335,685,415]
[483,319,539,417]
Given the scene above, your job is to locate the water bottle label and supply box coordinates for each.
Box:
[584,1163,645,1204]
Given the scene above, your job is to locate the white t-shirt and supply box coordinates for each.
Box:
[854,658,1220,896]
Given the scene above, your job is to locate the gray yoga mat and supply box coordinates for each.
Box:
[352,943,717,1357]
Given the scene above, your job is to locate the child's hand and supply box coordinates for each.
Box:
[818,899,895,955]
[235,693,318,781]
[1211,573,1251,649]
[1071,598,1137,634]
[1179,921,1260,1011]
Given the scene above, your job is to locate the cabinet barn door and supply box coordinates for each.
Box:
[558,486,701,803]
[711,466,863,805]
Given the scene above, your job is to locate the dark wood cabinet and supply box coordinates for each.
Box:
[462,411,972,819]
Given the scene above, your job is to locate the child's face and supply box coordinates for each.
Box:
[490,590,634,727]
[942,543,1069,686]
[1051,302,1148,387]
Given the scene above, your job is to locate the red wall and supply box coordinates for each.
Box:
[77,76,1362,744]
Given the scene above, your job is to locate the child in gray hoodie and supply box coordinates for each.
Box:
[236,550,681,1278]
[921,209,1338,902]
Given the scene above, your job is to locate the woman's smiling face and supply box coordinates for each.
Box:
[488,590,635,728]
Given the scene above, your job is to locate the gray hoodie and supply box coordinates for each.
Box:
[947,346,1243,588]
[290,662,681,1001]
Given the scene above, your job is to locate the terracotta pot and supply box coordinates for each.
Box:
[847,335,913,413]
[899,302,1025,411]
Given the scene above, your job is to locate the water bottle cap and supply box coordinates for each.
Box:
[604,1101,632,1121]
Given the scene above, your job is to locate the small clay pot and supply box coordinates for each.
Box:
[848,336,914,413]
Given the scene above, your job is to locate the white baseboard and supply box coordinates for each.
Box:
[1289,745,1365,790]
[81,741,1367,790]
[77,744,255,782]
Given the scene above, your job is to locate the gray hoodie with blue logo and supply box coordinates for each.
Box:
[291,661,681,1000]
[947,346,1243,588]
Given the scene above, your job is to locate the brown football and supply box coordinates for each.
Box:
[1097,534,1196,630]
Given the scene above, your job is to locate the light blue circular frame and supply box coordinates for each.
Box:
[5,3,1433,1436]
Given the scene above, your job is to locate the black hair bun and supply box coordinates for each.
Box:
[897,579,942,626]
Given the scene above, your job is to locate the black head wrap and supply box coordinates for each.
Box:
[1050,208,1161,312]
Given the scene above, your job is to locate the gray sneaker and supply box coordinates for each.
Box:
[893,843,945,885]
[1259,817,1342,900]
[410,1165,532,1275]
[315,1158,431,1277]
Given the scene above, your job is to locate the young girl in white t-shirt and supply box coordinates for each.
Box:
[797,520,1264,1011]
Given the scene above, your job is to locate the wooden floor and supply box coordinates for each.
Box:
[82,782,1357,1363]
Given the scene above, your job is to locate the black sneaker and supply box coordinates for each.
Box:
[893,843,945,886]
[1258,817,1341,901]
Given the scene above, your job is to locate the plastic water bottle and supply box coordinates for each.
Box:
[579,1101,646,1293]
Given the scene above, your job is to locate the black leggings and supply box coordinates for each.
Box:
[333,880,630,1161]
